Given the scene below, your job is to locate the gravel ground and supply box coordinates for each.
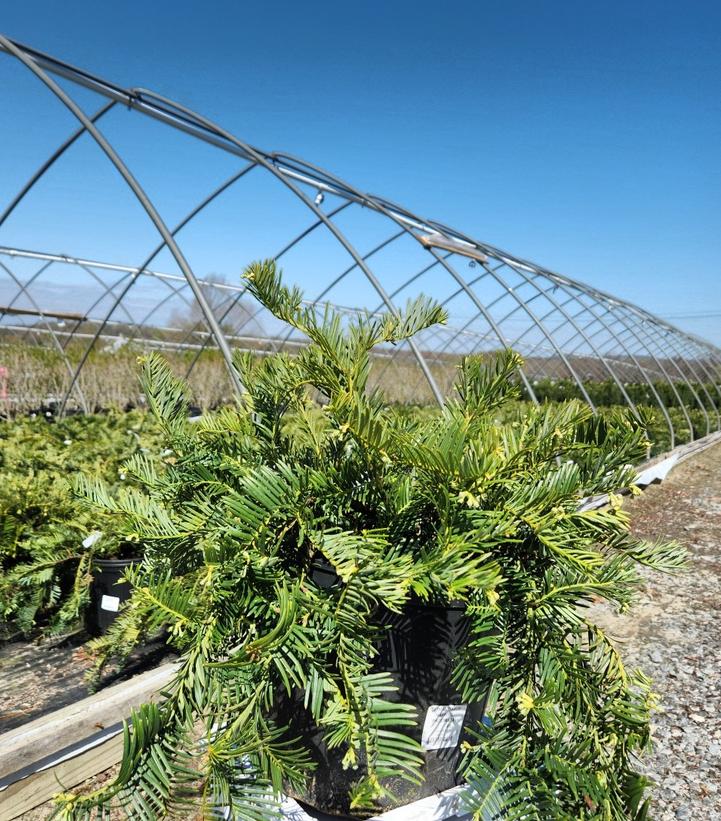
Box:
[590,441,721,820]
[0,633,173,733]
[9,442,721,819]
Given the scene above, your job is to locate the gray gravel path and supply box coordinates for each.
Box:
[590,442,721,820]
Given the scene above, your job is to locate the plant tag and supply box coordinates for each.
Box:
[82,531,103,549]
[101,595,120,612]
[421,704,467,750]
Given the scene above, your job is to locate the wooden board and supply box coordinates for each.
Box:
[0,661,176,782]
[0,734,123,821]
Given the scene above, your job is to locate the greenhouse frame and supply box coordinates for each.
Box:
[1,35,720,451]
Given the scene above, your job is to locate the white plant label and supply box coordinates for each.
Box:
[421,704,467,750]
[82,531,103,549]
[101,594,120,613]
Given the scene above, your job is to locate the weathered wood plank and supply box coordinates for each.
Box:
[0,661,176,782]
[0,733,123,821]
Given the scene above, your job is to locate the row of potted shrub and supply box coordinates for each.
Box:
[523,375,721,412]
[0,410,164,638]
[0,375,687,643]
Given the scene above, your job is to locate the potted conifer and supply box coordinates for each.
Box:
[86,533,141,636]
[58,262,685,820]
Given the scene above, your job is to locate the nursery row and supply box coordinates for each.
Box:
[0,410,164,637]
[1,339,719,422]
[0,387,699,641]
[522,376,721,413]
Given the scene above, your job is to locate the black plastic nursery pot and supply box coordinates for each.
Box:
[284,564,484,818]
[86,558,137,636]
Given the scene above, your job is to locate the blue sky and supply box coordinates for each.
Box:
[1,0,720,344]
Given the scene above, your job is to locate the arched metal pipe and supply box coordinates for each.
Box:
[268,152,539,403]
[528,285,677,447]
[1,36,718,424]
[181,199,355,374]
[542,293,699,439]
[0,34,244,416]
[667,336,721,428]
[0,100,116,230]
[56,161,260,408]
[556,300,700,438]
[423,212,721,389]
[115,162,257,341]
[125,89,446,405]
[0,258,55,323]
[0,258,88,412]
[470,258,593,407]
[618,311,711,439]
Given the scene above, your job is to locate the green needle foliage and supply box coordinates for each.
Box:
[0,410,162,636]
[56,261,685,820]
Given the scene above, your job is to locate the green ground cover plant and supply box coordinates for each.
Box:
[53,262,685,821]
[526,376,720,412]
[0,410,163,636]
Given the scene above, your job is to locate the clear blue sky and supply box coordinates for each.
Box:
[1,1,720,343]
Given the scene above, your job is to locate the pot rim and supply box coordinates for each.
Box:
[91,557,140,570]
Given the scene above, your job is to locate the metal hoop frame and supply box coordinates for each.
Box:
[0,35,719,446]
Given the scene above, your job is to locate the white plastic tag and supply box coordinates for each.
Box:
[421,705,467,750]
[82,531,103,549]
[100,594,120,612]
